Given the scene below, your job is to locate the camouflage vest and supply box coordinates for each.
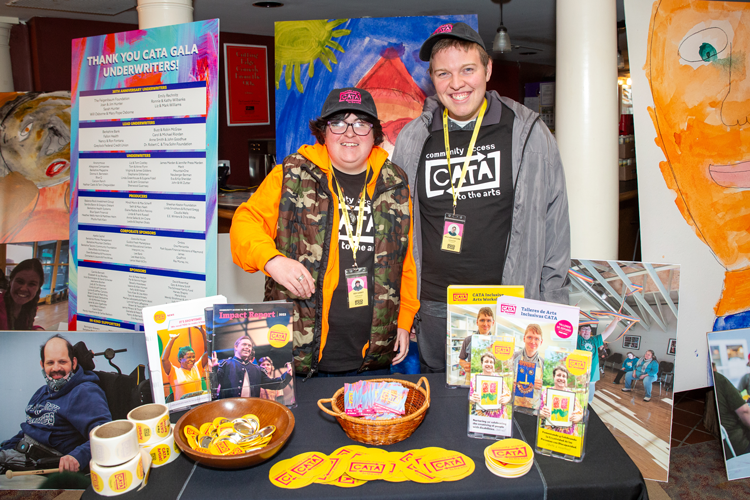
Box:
[265,153,411,376]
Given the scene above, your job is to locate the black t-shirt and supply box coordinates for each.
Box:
[319,167,375,372]
[417,103,514,302]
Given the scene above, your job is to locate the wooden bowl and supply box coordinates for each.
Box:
[174,397,294,469]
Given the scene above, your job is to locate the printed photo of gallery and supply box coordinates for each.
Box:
[0,0,744,497]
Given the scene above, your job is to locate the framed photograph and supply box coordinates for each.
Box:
[622,335,641,350]
[545,388,574,428]
[223,43,270,126]
[667,338,676,356]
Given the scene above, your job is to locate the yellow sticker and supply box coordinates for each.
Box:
[212,417,229,428]
[209,440,235,456]
[485,439,534,465]
[268,324,291,348]
[108,469,133,492]
[150,443,172,465]
[566,351,592,376]
[345,453,395,481]
[491,340,515,361]
[135,422,151,444]
[536,426,583,457]
[91,471,104,492]
[153,311,166,323]
[269,452,331,489]
[136,455,144,480]
[401,461,442,484]
[420,450,474,479]
[199,422,212,436]
[156,415,171,438]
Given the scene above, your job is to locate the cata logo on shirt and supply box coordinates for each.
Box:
[424,149,501,199]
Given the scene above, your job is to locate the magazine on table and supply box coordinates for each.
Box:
[446,285,524,388]
[535,346,592,462]
[210,302,297,407]
[143,295,227,413]
[493,295,580,414]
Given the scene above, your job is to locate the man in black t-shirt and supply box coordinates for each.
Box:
[392,23,571,373]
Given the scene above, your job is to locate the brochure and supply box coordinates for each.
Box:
[493,295,580,414]
[535,346,592,462]
[467,334,515,439]
[210,303,297,406]
[446,285,524,388]
[143,295,227,413]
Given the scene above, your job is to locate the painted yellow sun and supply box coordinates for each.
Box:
[275,19,351,93]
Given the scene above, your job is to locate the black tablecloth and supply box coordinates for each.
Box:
[82,373,647,500]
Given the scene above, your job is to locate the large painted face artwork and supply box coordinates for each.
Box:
[647,0,750,316]
[0,92,71,188]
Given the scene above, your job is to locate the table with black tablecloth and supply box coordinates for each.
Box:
[82,373,647,500]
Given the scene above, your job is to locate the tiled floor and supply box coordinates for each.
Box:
[671,387,718,448]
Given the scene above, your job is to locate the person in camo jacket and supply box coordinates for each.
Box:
[230,87,419,377]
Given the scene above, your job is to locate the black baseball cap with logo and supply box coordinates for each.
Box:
[419,22,486,61]
[320,87,379,120]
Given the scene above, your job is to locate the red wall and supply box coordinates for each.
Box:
[10,17,275,187]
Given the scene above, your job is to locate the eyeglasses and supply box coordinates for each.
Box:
[327,120,373,136]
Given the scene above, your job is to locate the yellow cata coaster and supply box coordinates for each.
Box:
[328,473,367,488]
[401,461,442,484]
[314,454,351,484]
[345,451,397,481]
[183,425,200,440]
[443,458,476,482]
[420,449,475,480]
[269,452,331,489]
[485,459,533,478]
[485,438,534,465]
[382,453,408,483]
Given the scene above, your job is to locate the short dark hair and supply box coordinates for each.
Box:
[40,334,75,363]
[308,112,384,147]
[177,346,195,361]
[552,365,570,381]
[480,352,496,365]
[428,38,490,74]
[477,307,495,321]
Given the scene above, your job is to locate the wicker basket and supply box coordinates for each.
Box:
[317,377,430,445]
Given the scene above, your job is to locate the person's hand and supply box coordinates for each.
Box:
[499,393,511,405]
[571,409,583,424]
[168,333,180,341]
[284,362,293,374]
[640,374,646,380]
[392,328,410,365]
[470,391,480,404]
[534,376,543,390]
[58,455,80,473]
[540,406,551,419]
[208,352,218,370]
[265,256,315,299]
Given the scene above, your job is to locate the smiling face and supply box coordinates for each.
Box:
[9,269,41,310]
[579,325,592,340]
[523,328,543,357]
[260,359,273,376]
[325,113,374,174]
[179,350,196,371]
[235,338,254,362]
[40,337,77,380]
[481,355,496,375]
[430,45,492,121]
[648,0,750,270]
[644,350,653,360]
[553,368,569,390]
[476,313,494,335]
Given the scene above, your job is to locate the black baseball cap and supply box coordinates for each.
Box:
[320,87,378,120]
[419,22,486,61]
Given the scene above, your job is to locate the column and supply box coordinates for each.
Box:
[556,0,619,259]
[137,0,193,30]
[0,17,19,92]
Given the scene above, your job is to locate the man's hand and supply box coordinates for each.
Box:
[392,328,410,365]
[208,352,218,370]
[58,455,80,473]
[458,359,470,372]
[639,374,647,380]
[470,391,480,404]
[534,376,543,390]
[265,256,315,299]
[499,393,511,405]
[284,362,293,374]
[539,405,551,419]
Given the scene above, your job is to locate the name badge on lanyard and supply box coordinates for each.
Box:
[440,99,487,253]
[332,160,371,309]
[345,267,369,308]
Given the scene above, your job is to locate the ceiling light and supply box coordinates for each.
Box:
[493,27,512,53]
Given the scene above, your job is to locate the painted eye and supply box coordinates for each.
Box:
[678,26,729,68]
[19,121,33,140]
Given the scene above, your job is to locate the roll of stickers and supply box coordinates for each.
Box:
[142,425,180,468]
[90,448,152,496]
[127,403,170,446]
[90,420,140,467]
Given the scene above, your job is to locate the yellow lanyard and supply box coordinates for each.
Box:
[331,160,370,266]
[442,99,488,214]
